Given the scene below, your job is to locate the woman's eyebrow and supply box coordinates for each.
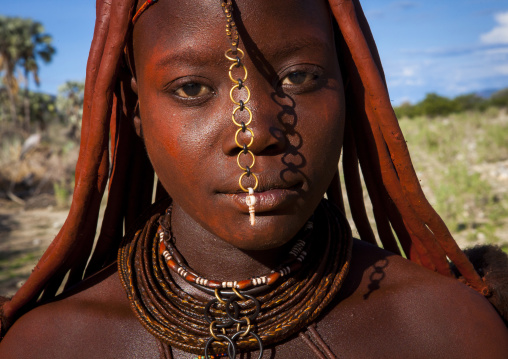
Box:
[153,36,329,70]
[266,36,330,61]
[154,48,222,69]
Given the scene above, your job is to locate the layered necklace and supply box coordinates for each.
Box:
[118,199,352,358]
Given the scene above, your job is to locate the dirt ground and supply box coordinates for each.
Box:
[0,198,68,297]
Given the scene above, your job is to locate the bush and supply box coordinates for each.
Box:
[418,93,459,118]
[393,87,507,119]
[489,88,508,108]
[394,101,419,118]
[453,93,487,112]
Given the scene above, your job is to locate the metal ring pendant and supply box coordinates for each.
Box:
[204,334,236,359]
[230,84,251,105]
[239,172,259,192]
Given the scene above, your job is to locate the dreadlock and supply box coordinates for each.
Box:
[0,0,490,337]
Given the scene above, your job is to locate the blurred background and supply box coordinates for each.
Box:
[0,1,507,295]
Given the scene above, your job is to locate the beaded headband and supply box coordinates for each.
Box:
[132,0,259,226]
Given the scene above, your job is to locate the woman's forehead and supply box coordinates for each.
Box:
[133,0,328,21]
[132,0,332,67]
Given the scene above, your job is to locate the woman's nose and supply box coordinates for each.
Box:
[221,85,289,157]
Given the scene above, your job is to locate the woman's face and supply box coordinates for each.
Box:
[132,0,345,250]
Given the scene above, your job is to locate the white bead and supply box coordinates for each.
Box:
[246,187,256,226]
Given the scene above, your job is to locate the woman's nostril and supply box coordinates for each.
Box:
[263,143,282,156]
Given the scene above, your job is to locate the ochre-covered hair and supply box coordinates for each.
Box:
[0,0,489,336]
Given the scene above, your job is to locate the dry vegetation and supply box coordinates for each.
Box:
[0,122,79,295]
[401,108,508,248]
[343,107,508,251]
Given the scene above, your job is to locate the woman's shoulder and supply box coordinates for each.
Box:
[0,264,160,359]
[318,239,508,358]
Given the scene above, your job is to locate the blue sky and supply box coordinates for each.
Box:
[3,1,95,96]
[3,0,508,105]
[362,0,508,104]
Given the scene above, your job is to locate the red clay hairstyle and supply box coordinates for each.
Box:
[0,0,490,337]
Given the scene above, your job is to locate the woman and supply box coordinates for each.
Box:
[1,0,507,357]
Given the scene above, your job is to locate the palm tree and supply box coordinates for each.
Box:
[18,19,55,129]
[56,80,84,138]
[0,16,55,127]
[0,16,22,123]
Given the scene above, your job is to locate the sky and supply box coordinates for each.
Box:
[3,0,508,105]
[362,0,508,104]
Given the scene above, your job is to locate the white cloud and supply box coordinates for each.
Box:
[401,66,415,77]
[386,64,425,88]
[481,11,508,45]
[495,64,508,75]
[483,47,508,55]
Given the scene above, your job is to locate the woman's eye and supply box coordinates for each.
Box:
[281,71,316,86]
[174,83,211,98]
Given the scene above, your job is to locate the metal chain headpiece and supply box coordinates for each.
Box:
[221,0,258,226]
[134,0,258,226]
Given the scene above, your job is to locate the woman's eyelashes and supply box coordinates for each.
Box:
[167,65,323,104]
[173,82,214,100]
[279,66,324,94]
[161,75,216,106]
[282,71,315,85]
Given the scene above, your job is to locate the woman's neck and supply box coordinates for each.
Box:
[170,203,294,282]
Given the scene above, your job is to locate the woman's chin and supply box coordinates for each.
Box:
[212,215,302,251]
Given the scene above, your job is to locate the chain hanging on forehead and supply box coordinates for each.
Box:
[221,0,258,226]
[133,0,258,226]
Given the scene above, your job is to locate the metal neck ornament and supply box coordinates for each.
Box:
[156,205,313,359]
[118,199,353,358]
[221,0,258,226]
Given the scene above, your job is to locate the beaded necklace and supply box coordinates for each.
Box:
[157,206,313,292]
[118,199,353,358]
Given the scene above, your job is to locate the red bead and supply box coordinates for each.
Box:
[208,280,221,289]
[167,259,178,271]
[237,280,251,290]
[267,272,280,285]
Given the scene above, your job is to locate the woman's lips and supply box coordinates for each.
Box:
[224,186,301,213]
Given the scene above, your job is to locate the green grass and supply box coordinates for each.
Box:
[53,180,71,207]
[0,250,42,293]
[398,108,508,247]
[0,251,40,272]
[478,122,508,163]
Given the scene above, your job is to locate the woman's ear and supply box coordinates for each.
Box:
[133,103,142,138]
[131,76,139,95]
[131,76,142,138]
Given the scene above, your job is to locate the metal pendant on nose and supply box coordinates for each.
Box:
[221,0,258,226]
